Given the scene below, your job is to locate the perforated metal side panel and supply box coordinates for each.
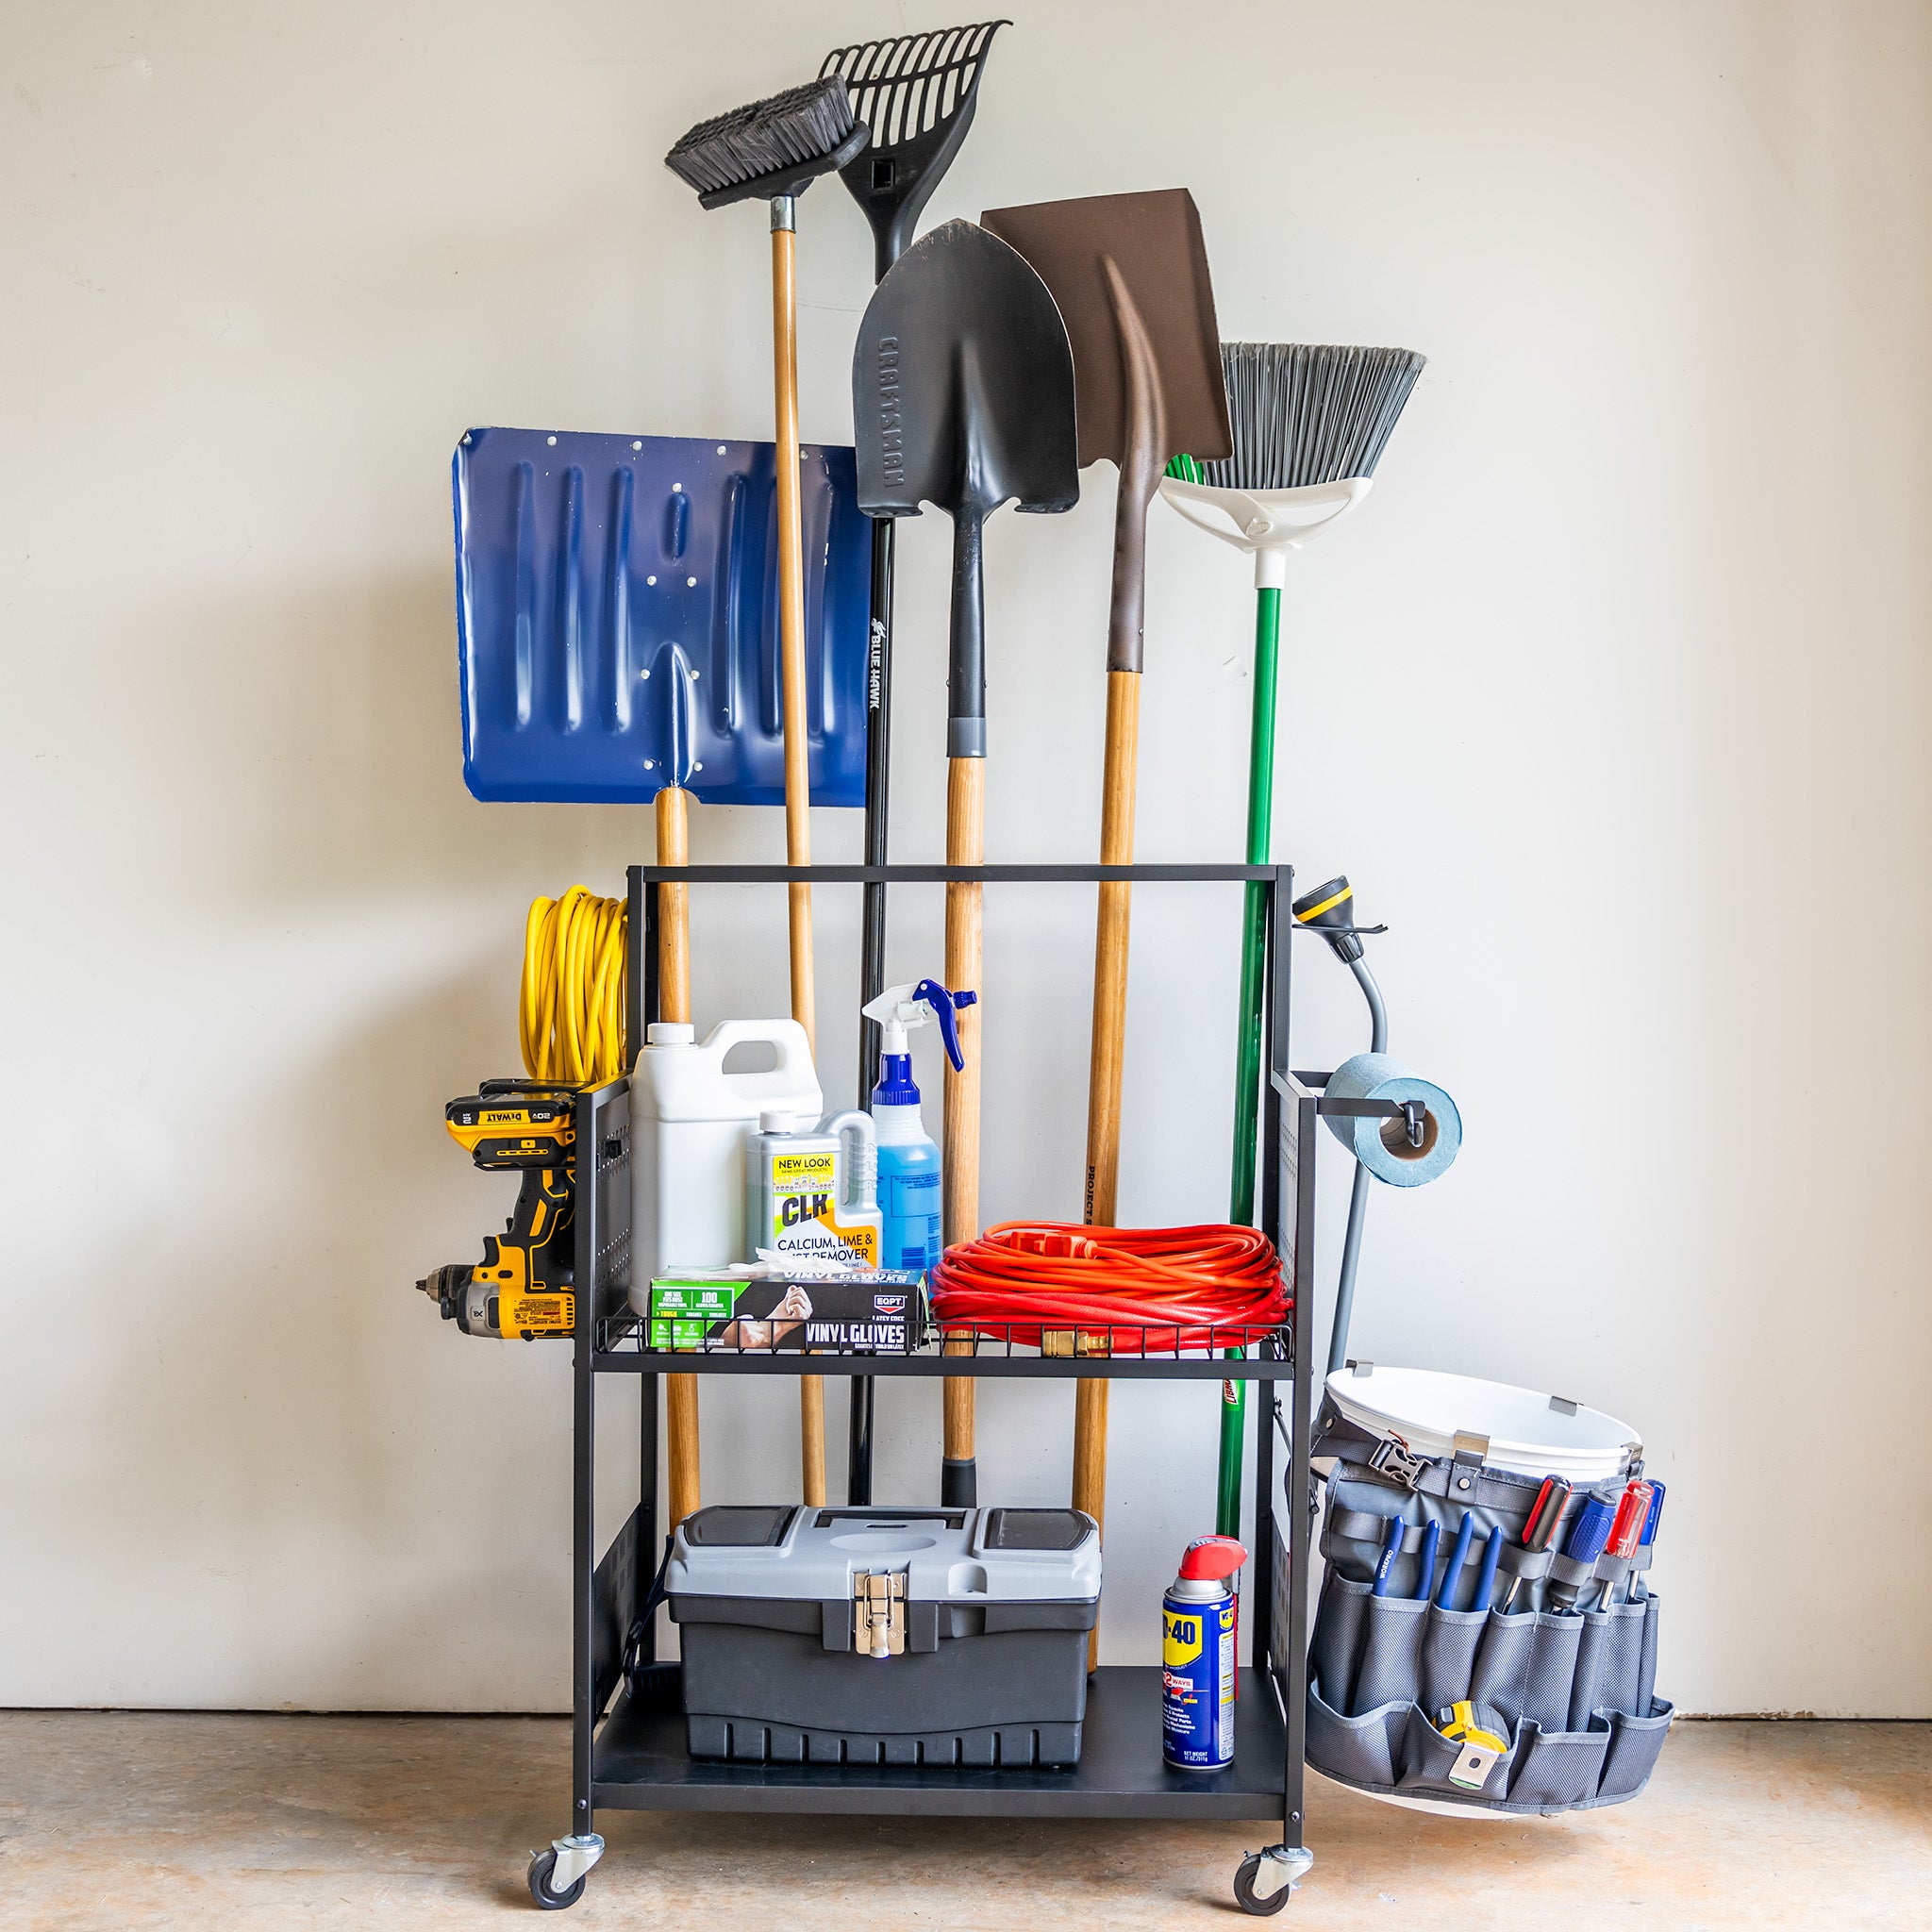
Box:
[1270,1496,1292,1690]
[579,1078,631,1326]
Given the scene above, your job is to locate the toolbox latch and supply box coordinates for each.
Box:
[853,1571,908,1659]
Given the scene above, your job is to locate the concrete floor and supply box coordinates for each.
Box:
[0,1714,1925,1929]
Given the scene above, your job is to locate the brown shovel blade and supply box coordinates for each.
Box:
[981,189,1229,473]
[982,189,1230,674]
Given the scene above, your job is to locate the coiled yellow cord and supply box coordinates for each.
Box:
[521,887,628,1084]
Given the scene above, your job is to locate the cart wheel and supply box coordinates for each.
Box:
[527,1849,586,1910]
[1233,1852,1293,1916]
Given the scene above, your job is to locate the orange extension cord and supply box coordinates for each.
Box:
[929,1222,1291,1355]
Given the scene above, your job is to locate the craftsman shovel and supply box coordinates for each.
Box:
[821,20,1008,1507]
[980,191,1229,1609]
[852,219,1078,1507]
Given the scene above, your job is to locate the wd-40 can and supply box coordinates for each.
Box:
[1161,1535,1249,1772]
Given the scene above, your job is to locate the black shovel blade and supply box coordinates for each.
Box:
[853,219,1078,525]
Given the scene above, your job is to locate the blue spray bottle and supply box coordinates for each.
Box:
[859,979,976,1274]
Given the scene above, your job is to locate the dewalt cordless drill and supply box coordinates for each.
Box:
[418,1080,578,1339]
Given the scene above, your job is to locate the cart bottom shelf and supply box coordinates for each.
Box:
[591,1664,1288,1818]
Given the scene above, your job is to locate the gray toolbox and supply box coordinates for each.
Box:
[666,1504,1102,1767]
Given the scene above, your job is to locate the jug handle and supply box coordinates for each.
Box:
[705,1017,815,1085]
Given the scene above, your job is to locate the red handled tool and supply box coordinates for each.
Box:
[1593,1479,1655,1609]
[1503,1475,1571,1611]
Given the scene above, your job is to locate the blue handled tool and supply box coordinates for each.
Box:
[1554,1492,1617,1613]
[1371,1513,1406,1598]
[1469,1525,1504,1613]
[1413,1518,1441,1602]
[1435,1511,1475,1610]
[1632,1481,1667,1601]
[1503,1474,1571,1611]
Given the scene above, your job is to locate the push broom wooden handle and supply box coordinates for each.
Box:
[941,757,985,1504]
[772,210,824,1508]
[655,786,702,1528]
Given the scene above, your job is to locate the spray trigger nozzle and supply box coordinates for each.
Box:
[862,978,977,1071]
[911,978,974,1070]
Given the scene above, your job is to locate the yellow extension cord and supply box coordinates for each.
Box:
[520,886,628,1085]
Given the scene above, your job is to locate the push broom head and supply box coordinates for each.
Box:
[1174,342,1426,491]
[665,75,871,209]
[1161,343,1425,579]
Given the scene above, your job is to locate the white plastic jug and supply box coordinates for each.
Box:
[630,1019,823,1275]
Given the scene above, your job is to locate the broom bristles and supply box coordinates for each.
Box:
[666,76,857,197]
[1170,342,1425,492]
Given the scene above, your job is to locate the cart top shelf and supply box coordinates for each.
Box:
[593,1315,1293,1379]
[627,860,1290,884]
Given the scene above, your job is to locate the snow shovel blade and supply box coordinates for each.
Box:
[852,219,1078,753]
[453,427,871,806]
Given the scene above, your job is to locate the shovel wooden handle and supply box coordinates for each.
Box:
[1075,268,1164,1665]
[772,211,824,1508]
[1075,669,1141,1662]
[941,755,985,1505]
[654,787,701,1528]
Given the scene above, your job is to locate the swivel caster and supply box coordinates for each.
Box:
[528,1833,603,1910]
[1233,1843,1311,1916]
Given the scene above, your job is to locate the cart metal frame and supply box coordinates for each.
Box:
[532,860,1407,1913]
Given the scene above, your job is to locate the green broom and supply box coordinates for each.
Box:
[1163,341,1425,1539]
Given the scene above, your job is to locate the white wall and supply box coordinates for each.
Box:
[5,0,1928,1717]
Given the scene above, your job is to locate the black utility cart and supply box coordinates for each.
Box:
[529,860,1404,1916]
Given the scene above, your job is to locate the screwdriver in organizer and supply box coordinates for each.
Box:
[1551,1491,1619,1614]
[1591,1479,1655,1609]
[1503,1475,1571,1611]
[1631,1482,1667,1601]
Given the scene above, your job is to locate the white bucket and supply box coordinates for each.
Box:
[1324,1365,1640,1485]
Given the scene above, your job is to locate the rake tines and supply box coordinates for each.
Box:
[823,21,1006,151]
[820,21,1009,275]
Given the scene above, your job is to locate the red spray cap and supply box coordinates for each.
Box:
[1177,1535,1248,1582]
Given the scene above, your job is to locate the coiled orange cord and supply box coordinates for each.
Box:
[930,1222,1290,1355]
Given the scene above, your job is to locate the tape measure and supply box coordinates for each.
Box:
[1438,1700,1508,1792]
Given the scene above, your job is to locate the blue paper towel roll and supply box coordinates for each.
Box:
[1323,1053,1461,1187]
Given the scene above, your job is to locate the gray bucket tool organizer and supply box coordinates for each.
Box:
[1304,1400,1673,1815]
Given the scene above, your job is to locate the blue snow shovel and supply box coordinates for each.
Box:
[453,426,871,808]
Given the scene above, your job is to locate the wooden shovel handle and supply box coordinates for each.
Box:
[772,215,824,1507]
[942,757,985,1500]
[1083,671,1140,1224]
[1074,262,1159,1663]
[1075,669,1141,1663]
[654,787,702,1528]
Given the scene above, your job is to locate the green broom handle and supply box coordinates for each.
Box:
[1217,584,1280,1539]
